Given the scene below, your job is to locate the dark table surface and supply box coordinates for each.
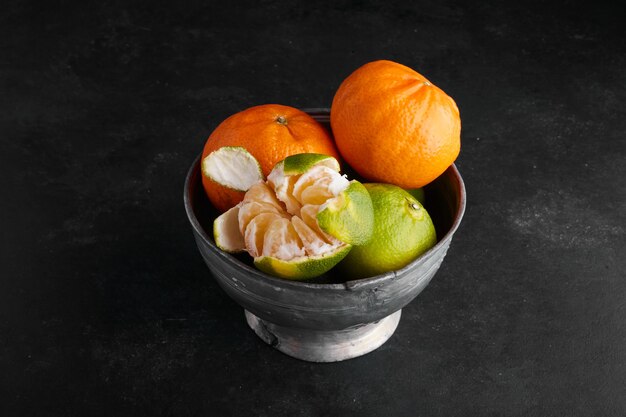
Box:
[2,1,625,416]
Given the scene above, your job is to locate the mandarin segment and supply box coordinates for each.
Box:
[243,182,284,210]
[299,204,339,245]
[291,216,337,256]
[293,166,344,206]
[213,204,245,253]
[238,201,286,235]
[244,212,284,258]
[262,218,305,259]
[267,170,301,215]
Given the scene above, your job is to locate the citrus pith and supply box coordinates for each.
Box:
[202,146,263,192]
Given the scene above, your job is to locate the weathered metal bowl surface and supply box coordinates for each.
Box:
[183,109,466,362]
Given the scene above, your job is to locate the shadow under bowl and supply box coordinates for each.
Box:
[183,109,466,362]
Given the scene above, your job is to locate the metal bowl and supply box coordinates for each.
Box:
[184,109,466,362]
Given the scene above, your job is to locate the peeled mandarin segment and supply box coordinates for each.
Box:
[238,201,285,235]
[243,182,284,210]
[262,218,305,260]
[213,203,245,252]
[268,154,344,214]
[291,216,337,256]
[292,165,336,203]
[244,212,283,258]
[201,146,263,192]
[266,160,285,184]
[299,176,336,206]
[268,171,301,215]
[300,204,339,245]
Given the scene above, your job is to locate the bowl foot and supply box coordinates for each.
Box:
[244,310,402,362]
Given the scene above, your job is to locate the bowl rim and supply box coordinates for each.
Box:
[183,111,466,291]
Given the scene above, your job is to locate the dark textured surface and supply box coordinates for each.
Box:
[2,1,625,416]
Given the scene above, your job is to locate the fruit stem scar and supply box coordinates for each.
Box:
[275,115,288,125]
[409,201,420,210]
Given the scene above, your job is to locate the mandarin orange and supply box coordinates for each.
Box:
[201,104,340,212]
[331,60,461,188]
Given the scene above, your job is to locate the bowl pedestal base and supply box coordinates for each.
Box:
[245,310,402,362]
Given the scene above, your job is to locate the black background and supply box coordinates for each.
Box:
[2,1,625,416]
